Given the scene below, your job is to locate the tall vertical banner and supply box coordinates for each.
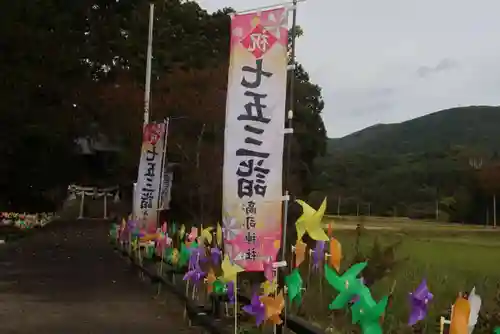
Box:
[222,7,289,271]
[160,168,173,210]
[134,122,167,231]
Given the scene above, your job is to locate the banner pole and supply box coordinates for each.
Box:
[280,0,298,332]
[143,3,154,126]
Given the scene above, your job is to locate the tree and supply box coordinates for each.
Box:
[477,163,500,227]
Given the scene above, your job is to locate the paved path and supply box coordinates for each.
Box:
[0,220,197,334]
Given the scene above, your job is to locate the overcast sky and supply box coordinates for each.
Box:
[196,0,500,138]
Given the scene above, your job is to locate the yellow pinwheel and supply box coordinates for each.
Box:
[295,198,329,241]
[261,277,278,296]
[220,255,244,285]
[179,224,186,239]
[200,226,214,244]
[295,200,316,240]
[170,248,179,265]
[216,223,222,246]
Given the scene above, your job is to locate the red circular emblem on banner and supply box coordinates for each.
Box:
[143,124,163,145]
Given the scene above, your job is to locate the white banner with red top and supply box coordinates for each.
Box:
[222,7,289,271]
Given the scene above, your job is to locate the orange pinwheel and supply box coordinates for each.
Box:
[450,295,470,334]
[294,239,306,267]
[140,233,160,242]
[205,268,216,293]
[328,238,342,272]
[260,290,285,325]
[327,222,333,237]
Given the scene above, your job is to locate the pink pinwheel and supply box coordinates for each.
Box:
[161,222,167,233]
[263,257,274,282]
[312,241,325,271]
[155,232,171,256]
[119,225,128,242]
[183,262,206,285]
[243,292,266,326]
[187,227,198,242]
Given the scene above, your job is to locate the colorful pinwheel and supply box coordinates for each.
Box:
[408,279,433,326]
[351,285,388,334]
[285,268,303,305]
[183,262,206,285]
[324,262,367,310]
[243,292,266,326]
[312,240,325,271]
[295,198,329,241]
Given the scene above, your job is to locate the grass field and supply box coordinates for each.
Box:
[297,216,500,333]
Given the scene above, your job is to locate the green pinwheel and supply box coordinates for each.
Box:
[163,247,172,259]
[213,279,227,295]
[285,268,303,305]
[144,243,155,259]
[350,285,388,334]
[177,243,190,268]
[494,328,500,334]
[109,224,119,242]
[324,262,367,310]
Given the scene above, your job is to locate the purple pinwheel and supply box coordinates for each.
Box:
[183,262,206,285]
[312,241,325,271]
[408,279,433,326]
[194,243,207,262]
[210,247,221,265]
[243,292,266,326]
[226,281,235,304]
[188,250,200,270]
[119,225,129,242]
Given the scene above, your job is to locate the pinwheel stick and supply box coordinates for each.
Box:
[234,282,238,334]
[156,249,164,296]
[440,316,451,334]
[183,280,190,320]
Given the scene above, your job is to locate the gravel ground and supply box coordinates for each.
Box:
[0,219,198,334]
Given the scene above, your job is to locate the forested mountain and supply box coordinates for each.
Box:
[328,106,500,156]
[313,106,500,223]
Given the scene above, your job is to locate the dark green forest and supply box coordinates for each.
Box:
[0,1,326,221]
[312,106,500,224]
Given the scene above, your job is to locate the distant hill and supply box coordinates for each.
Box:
[313,106,500,222]
[328,106,500,156]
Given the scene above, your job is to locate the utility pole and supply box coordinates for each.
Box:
[337,196,341,217]
[494,194,497,228]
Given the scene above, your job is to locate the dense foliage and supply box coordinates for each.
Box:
[1,0,327,219]
[313,106,500,223]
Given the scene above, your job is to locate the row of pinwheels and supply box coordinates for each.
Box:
[109,218,290,327]
[0,212,55,229]
[109,199,500,334]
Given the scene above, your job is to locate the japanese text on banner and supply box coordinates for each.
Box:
[134,122,167,231]
[222,7,289,271]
